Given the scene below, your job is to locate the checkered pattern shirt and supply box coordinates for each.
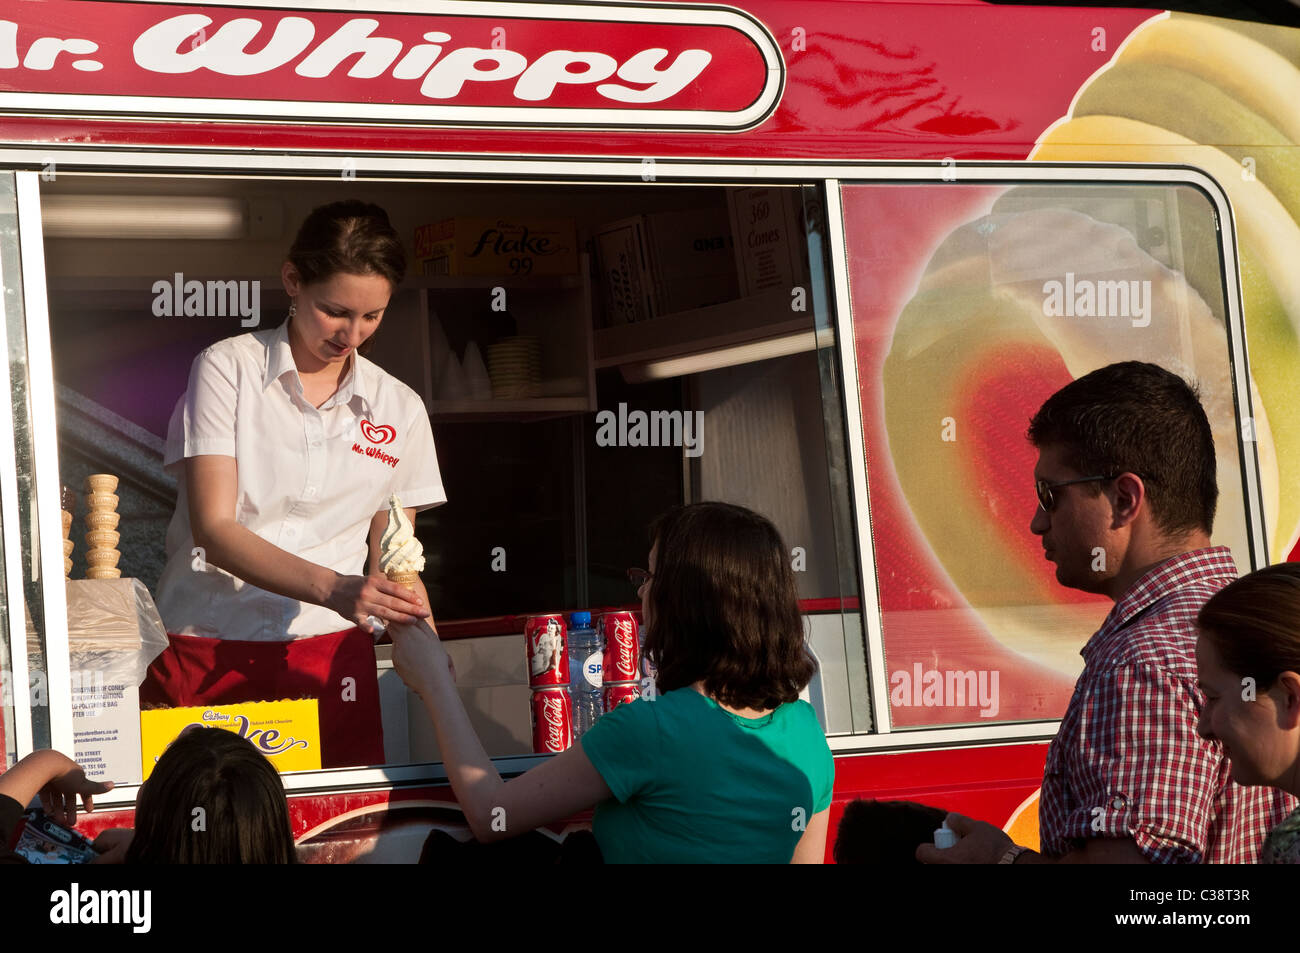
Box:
[1039,546,1298,863]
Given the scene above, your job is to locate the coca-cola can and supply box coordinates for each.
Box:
[599,611,640,682]
[530,688,573,753]
[602,680,641,712]
[525,614,568,688]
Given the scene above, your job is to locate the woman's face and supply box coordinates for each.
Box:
[639,542,657,630]
[283,264,393,368]
[1196,630,1297,788]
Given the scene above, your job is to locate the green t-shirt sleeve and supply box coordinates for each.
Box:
[794,702,835,814]
[814,738,835,813]
[580,699,661,802]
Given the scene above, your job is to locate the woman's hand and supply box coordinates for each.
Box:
[326,572,430,631]
[389,618,456,696]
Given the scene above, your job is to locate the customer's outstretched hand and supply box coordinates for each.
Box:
[390,618,456,696]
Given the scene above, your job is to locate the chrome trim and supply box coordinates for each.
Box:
[829,721,1060,754]
[72,753,553,809]
[0,150,1256,185]
[15,172,74,754]
[1215,189,1270,567]
[84,730,1061,809]
[0,174,33,757]
[822,181,889,734]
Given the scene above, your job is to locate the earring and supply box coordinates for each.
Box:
[289,301,297,319]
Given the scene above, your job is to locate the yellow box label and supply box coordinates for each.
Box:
[140,700,321,778]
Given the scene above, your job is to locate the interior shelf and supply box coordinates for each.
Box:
[47,272,582,302]
[365,253,598,423]
[429,397,593,421]
[594,287,805,369]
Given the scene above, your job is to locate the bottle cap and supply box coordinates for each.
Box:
[570,611,592,626]
[933,822,958,849]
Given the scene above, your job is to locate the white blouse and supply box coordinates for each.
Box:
[155,319,445,641]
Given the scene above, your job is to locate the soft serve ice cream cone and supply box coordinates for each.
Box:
[380,494,424,589]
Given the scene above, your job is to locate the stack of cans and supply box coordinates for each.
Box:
[599,611,642,711]
[525,610,646,753]
[525,614,572,753]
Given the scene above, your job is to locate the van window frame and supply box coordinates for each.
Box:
[0,149,1265,803]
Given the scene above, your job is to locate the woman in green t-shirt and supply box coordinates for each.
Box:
[390,501,835,862]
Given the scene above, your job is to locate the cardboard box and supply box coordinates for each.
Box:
[594,208,738,324]
[415,217,578,277]
[642,207,738,316]
[727,187,809,296]
[140,700,322,779]
[594,216,656,325]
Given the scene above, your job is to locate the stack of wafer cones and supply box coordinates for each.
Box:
[62,506,74,578]
[83,474,122,580]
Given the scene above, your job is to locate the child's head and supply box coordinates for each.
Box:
[833,799,948,864]
[1196,562,1300,791]
[127,727,297,863]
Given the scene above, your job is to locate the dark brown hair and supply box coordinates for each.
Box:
[833,799,947,865]
[642,502,815,711]
[286,199,406,289]
[1198,562,1300,690]
[1027,361,1217,535]
[127,727,297,864]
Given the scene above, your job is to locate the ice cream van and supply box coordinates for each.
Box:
[0,0,1297,863]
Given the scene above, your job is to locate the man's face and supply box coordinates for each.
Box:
[1030,443,1117,595]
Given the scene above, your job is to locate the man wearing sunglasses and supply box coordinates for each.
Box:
[920,361,1294,865]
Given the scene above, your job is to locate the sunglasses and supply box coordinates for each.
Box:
[1035,474,1119,512]
[627,568,653,588]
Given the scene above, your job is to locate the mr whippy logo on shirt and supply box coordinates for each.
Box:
[352,419,400,468]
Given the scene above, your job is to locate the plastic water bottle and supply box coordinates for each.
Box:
[933,821,958,849]
[567,612,603,738]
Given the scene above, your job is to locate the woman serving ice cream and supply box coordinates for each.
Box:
[144,200,446,768]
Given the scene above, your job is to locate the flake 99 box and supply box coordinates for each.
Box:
[415,217,578,277]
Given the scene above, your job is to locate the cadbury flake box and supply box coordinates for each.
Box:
[415,217,578,277]
[139,699,321,779]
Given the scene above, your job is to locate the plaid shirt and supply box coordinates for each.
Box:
[1039,547,1298,863]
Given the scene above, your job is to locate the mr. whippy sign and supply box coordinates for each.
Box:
[0,0,783,129]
